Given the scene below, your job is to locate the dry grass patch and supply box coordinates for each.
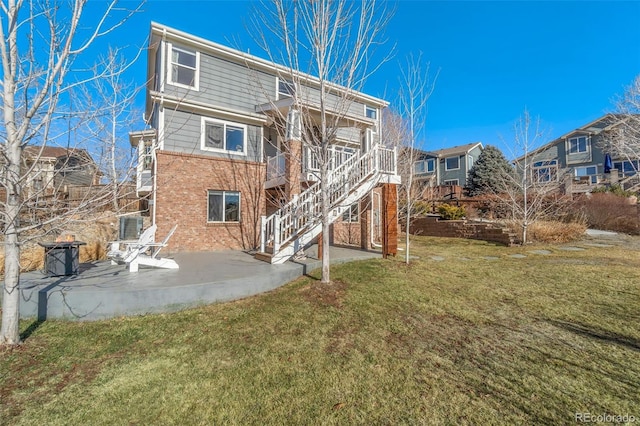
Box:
[527,220,588,243]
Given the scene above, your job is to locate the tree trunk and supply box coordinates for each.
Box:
[320,163,331,284]
[1,146,23,345]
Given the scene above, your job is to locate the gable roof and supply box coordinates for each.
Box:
[23,146,96,164]
[513,113,633,162]
[430,142,483,158]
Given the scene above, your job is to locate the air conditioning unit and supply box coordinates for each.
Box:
[119,216,144,240]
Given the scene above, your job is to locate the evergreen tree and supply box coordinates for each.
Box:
[464,145,515,196]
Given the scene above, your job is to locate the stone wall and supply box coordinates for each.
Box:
[408,216,520,246]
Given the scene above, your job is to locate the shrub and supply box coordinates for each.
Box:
[527,220,588,243]
[575,192,639,235]
[592,184,636,198]
[437,203,466,220]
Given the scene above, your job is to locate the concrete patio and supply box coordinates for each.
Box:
[11,245,381,321]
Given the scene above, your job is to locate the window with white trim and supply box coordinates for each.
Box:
[569,136,588,154]
[444,179,459,186]
[532,160,558,183]
[575,166,598,183]
[613,160,640,176]
[168,44,199,90]
[201,118,246,154]
[445,156,460,170]
[342,202,359,223]
[278,78,295,99]
[365,106,377,120]
[414,158,435,174]
[365,106,378,133]
[208,190,240,222]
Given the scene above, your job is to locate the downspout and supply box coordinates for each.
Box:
[153,29,167,226]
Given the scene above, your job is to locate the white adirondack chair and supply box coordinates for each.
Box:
[107,224,179,272]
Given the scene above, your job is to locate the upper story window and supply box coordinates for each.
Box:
[365,106,378,120]
[201,118,246,155]
[365,106,378,133]
[278,78,295,99]
[569,136,588,154]
[414,158,435,174]
[445,156,460,171]
[169,44,199,90]
[532,160,558,183]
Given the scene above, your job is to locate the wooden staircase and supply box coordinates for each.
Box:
[255,144,396,264]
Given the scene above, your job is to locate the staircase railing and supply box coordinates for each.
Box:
[260,144,396,255]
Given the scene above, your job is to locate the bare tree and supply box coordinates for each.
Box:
[394,53,438,264]
[602,75,640,175]
[249,0,392,284]
[1,1,141,346]
[499,110,567,244]
[80,47,143,211]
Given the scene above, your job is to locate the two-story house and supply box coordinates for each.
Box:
[130,23,400,264]
[412,142,483,197]
[21,146,101,198]
[517,114,640,193]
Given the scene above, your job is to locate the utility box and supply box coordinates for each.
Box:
[119,216,144,240]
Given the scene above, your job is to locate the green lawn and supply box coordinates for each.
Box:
[2,236,639,425]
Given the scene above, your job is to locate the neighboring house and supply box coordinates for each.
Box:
[21,146,101,198]
[412,142,483,193]
[516,114,640,193]
[130,23,400,263]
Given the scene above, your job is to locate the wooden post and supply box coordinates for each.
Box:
[360,194,371,250]
[285,139,302,198]
[382,183,398,258]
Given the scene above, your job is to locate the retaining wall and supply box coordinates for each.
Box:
[409,216,520,246]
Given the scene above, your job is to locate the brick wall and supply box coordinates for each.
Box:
[155,151,266,252]
[409,216,520,246]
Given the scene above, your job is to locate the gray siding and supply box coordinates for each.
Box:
[163,109,262,162]
[532,144,559,164]
[164,44,273,113]
[439,156,466,185]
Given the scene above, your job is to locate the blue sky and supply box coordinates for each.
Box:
[95,0,640,155]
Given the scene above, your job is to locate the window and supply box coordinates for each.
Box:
[169,44,199,89]
[445,156,460,170]
[202,118,246,154]
[444,179,459,186]
[532,160,558,183]
[613,160,639,176]
[208,190,240,222]
[365,106,377,120]
[575,166,598,184]
[414,159,435,174]
[278,79,295,99]
[569,136,588,154]
[342,202,359,223]
[365,106,378,133]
